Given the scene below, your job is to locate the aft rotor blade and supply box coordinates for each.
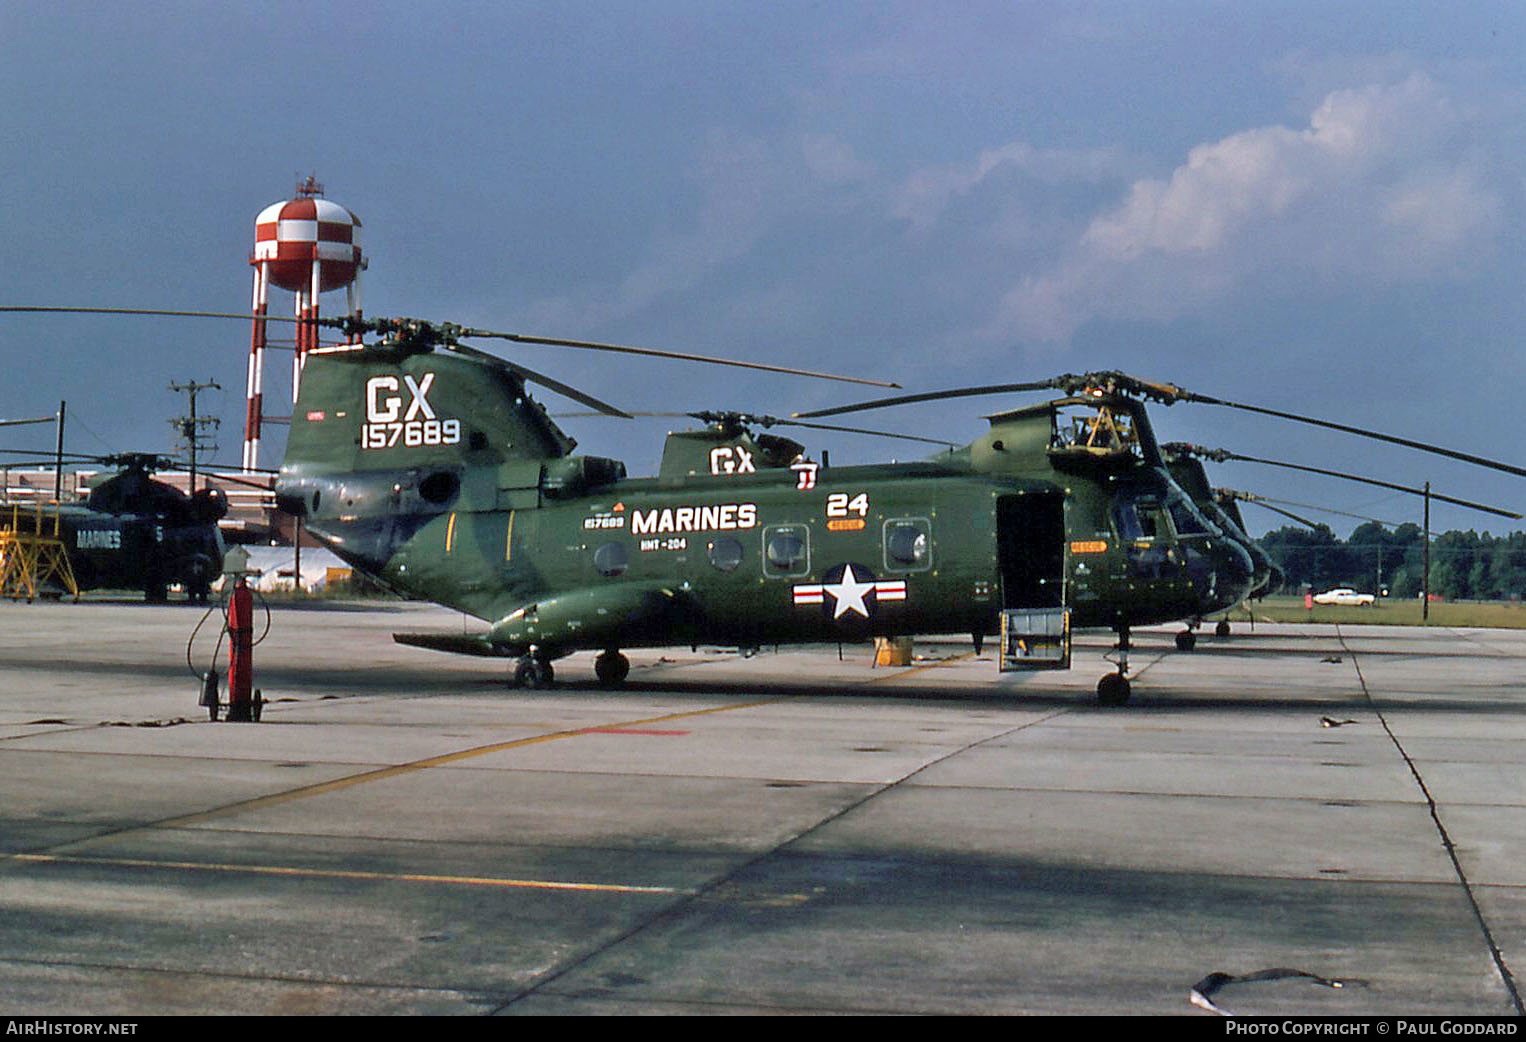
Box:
[550,409,958,447]
[459,328,899,389]
[770,416,957,448]
[792,379,1070,419]
[0,416,57,428]
[446,343,631,418]
[1174,390,1526,480]
[0,305,261,322]
[703,410,959,448]
[1173,445,1521,520]
[2,309,900,390]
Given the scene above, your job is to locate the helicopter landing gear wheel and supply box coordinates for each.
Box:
[1215,619,1231,638]
[594,650,630,688]
[1099,622,1132,705]
[1175,630,1197,651]
[513,656,555,689]
[1097,673,1131,705]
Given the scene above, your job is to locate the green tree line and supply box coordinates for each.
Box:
[1258,523,1526,601]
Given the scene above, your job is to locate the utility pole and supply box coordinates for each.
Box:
[169,380,221,495]
[54,400,65,501]
[1422,482,1431,623]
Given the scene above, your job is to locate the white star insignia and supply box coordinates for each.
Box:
[823,564,875,619]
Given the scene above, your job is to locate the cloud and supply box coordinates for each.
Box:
[892,142,1128,231]
[997,74,1510,343]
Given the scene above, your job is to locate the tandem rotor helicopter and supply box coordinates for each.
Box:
[5,306,1523,703]
[0,448,231,603]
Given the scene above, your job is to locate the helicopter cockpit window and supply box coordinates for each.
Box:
[707,537,744,573]
[1165,494,1209,536]
[593,541,629,578]
[884,519,932,571]
[763,524,809,578]
[1113,499,1164,541]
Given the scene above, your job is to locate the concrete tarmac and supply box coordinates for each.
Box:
[0,599,1522,1016]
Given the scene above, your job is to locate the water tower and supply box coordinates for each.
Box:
[243,177,365,470]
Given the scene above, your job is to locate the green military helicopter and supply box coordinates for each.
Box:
[11,307,1523,703]
[1160,441,1521,643]
[272,318,1262,704]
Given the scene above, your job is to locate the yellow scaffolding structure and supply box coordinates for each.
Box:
[0,502,80,601]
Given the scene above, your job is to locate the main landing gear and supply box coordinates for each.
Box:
[1097,623,1132,706]
[512,649,630,689]
[594,649,630,688]
[1179,618,1234,647]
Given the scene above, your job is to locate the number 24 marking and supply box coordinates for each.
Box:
[826,492,869,518]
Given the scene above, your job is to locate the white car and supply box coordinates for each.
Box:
[1313,587,1376,606]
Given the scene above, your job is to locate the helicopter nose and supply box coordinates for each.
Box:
[1182,539,1254,610]
[1214,540,1256,606]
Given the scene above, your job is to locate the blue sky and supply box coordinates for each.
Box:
[2,1,1523,535]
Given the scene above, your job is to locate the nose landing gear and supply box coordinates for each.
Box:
[1097,624,1132,705]
[513,653,555,689]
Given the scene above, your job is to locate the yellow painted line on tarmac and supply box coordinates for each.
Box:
[157,697,789,829]
[12,853,685,895]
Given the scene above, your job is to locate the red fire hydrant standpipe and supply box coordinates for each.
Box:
[223,578,262,722]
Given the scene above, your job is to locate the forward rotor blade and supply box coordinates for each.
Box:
[1173,390,1526,479]
[0,459,80,471]
[0,416,57,428]
[0,449,100,461]
[202,471,278,492]
[1170,444,1521,520]
[1232,492,1401,528]
[1220,493,1322,530]
[792,379,1070,419]
[459,328,899,389]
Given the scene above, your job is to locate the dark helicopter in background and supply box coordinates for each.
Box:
[1,451,228,602]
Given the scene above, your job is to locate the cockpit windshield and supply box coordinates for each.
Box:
[1114,489,1219,542]
[1165,491,1211,536]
